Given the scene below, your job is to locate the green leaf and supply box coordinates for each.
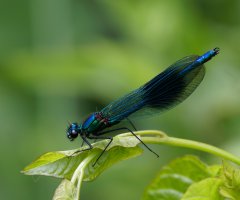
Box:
[182,178,224,200]
[22,130,240,200]
[22,135,143,181]
[142,155,221,200]
[53,179,77,200]
[219,161,240,199]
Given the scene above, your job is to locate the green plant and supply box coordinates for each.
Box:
[22,130,240,200]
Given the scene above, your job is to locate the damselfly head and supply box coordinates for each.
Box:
[66,122,80,141]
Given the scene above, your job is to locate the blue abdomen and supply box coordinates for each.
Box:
[196,48,219,64]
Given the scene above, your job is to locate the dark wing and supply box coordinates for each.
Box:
[101,55,205,123]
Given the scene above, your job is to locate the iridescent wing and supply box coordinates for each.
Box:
[101,54,205,123]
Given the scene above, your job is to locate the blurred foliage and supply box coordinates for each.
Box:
[143,155,222,200]
[0,0,240,200]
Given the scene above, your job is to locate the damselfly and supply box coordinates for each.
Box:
[67,48,219,166]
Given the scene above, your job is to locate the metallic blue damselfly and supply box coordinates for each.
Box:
[67,47,219,166]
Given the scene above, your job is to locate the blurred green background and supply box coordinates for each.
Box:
[1,0,240,199]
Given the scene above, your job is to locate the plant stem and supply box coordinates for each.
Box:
[137,130,240,165]
[71,153,96,200]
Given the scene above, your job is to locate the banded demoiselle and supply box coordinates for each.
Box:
[67,47,219,166]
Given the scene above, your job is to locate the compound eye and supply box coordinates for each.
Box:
[70,129,78,137]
